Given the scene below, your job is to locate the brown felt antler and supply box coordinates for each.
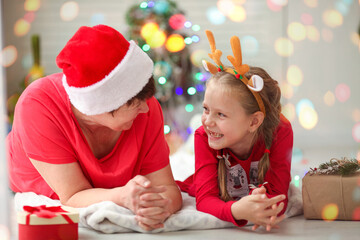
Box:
[202,30,224,74]
[227,36,249,76]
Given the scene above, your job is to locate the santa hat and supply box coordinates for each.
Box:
[56,25,154,115]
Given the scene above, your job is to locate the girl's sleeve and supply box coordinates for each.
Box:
[262,116,294,215]
[194,128,247,227]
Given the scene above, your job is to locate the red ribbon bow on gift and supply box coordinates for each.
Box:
[23,205,74,225]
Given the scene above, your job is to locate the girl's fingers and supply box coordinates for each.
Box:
[139,198,169,208]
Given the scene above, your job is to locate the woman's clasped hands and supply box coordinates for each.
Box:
[120,175,172,231]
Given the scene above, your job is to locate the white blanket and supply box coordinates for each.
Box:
[14,184,302,234]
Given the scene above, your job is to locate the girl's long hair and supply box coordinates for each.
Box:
[208,67,281,201]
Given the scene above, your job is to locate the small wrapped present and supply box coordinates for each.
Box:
[302,158,360,221]
[17,205,79,240]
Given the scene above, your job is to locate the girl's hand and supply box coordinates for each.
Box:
[250,186,284,231]
[135,191,172,231]
[231,193,285,230]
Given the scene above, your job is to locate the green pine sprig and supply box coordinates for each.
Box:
[310,158,360,176]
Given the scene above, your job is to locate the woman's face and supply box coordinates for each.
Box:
[201,81,255,156]
[87,99,149,132]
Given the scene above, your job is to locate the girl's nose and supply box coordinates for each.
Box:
[204,115,214,127]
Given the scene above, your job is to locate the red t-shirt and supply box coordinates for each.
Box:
[178,115,293,226]
[7,73,170,199]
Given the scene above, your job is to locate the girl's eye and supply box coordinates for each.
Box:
[203,106,209,112]
[218,112,226,117]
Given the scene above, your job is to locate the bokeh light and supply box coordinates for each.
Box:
[287,65,303,86]
[14,19,30,36]
[299,106,318,130]
[352,109,360,122]
[154,61,172,78]
[352,123,360,142]
[322,204,339,221]
[228,5,246,22]
[1,45,18,67]
[324,91,336,106]
[304,0,318,8]
[217,0,235,16]
[323,10,343,28]
[154,0,169,14]
[60,1,79,21]
[158,76,167,85]
[192,24,201,32]
[335,83,350,103]
[293,175,300,187]
[335,1,350,16]
[164,125,171,134]
[322,28,334,42]
[353,207,360,221]
[292,147,304,164]
[267,0,283,11]
[165,34,185,52]
[287,22,306,41]
[24,0,41,11]
[275,38,294,57]
[206,7,226,25]
[141,22,159,39]
[301,13,313,25]
[350,32,359,46]
[306,25,320,42]
[282,103,296,122]
[24,12,35,23]
[296,98,315,116]
[91,13,105,26]
[175,87,183,95]
[187,87,197,95]
[191,49,208,67]
[185,104,194,112]
[280,82,294,99]
[169,14,186,30]
[241,36,259,57]
[147,30,166,48]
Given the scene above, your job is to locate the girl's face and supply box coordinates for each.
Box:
[201,82,256,157]
[87,99,149,132]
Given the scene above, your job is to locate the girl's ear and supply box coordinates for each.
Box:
[249,111,265,133]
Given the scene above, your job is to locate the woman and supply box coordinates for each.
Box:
[7,25,182,231]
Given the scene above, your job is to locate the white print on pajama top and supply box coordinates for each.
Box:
[220,153,260,200]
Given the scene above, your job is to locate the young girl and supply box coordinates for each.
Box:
[178,30,293,231]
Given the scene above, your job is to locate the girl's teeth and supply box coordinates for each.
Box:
[210,131,222,137]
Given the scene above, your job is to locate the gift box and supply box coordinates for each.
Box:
[17,205,79,240]
[302,159,360,221]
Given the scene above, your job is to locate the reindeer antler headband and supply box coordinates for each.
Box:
[202,30,266,116]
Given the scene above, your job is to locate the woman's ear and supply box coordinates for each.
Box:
[249,111,265,133]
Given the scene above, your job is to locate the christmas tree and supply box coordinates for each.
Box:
[125,0,208,144]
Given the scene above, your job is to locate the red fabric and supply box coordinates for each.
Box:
[56,25,130,88]
[7,73,169,199]
[178,115,293,227]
